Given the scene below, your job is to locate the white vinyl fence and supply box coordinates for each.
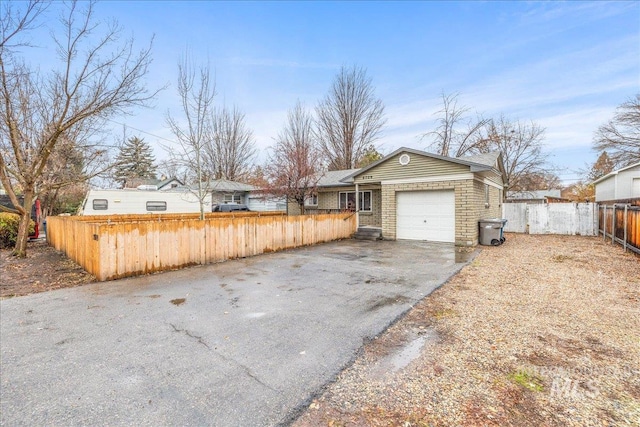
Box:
[502,203,598,236]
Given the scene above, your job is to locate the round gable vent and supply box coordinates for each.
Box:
[399,153,410,165]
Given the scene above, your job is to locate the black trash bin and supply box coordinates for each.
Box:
[479,218,507,246]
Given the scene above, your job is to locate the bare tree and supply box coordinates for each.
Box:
[37,128,111,217]
[165,56,216,220]
[593,94,640,167]
[156,158,189,184]
[477,115,549,191]
[423,92,490,157]
[513,171,561,191]
[315,65,386,170]
[265,102,323,214]
[205,106,256,181]
[0,0,155,256]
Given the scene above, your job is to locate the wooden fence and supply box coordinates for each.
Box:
[71,211,285,223]
[598,204,640,254]
[47,212,356,281]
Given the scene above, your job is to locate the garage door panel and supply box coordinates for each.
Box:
[396,190,455,243]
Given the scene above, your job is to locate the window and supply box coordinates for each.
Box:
[92,199,108,210]
[304,194,318,206]
[223,194,242,204]
[339,191,372,212]
[146,201,167,211]
[484,184,490,208]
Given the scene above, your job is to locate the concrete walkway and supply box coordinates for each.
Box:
[1,239,473,426]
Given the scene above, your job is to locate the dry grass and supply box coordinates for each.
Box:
[295,234,640,427]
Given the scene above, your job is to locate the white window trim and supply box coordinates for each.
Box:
[304,194,318,206]
[223,194,243,204]
[484,184,490,208]
[339,191,372,212]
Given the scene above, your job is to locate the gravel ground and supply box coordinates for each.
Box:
[294,234,640,427]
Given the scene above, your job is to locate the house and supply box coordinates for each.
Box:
[592,161,640,204]
[296,147,506,246]
[203,179,286,212]
[505,189,567,204]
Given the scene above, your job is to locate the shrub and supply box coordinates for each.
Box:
[0,213,35,249]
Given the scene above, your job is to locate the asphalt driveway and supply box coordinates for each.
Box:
[0,239,474,426]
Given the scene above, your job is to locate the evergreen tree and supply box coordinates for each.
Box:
[113,137,157,188]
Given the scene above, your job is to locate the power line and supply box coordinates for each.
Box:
[106,119,177,145]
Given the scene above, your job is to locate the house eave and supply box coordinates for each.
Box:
[339,147,503,183]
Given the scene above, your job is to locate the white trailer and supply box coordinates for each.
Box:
[80,188,211,215]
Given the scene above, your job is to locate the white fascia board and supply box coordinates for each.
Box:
[475,176,504,190]
[381,173,474,185]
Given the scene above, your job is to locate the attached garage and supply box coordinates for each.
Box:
[338,147,507,246]
[396,190,455,243]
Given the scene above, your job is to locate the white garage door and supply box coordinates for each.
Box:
[396,190,455,243]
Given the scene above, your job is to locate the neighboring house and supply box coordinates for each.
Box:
[296,147,506,246]
[80,188,210,215]
[505,189,567,204]
[204,179,255,206]
[199,179,286,212]
[593,162,640,204]
[124,177,184,191]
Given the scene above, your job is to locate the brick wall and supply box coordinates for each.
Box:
[381,179,501,246]
[313,189,382,227]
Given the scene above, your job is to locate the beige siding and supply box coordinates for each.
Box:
[288,201,302,215]
[313,187,382,227]
[380,176,503,246]
[354,152,469,184]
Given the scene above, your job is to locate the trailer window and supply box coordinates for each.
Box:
[93,199,108,210]
[146,201,167,211]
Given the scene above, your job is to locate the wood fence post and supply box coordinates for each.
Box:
[611,205,616,244]
[623,204,628,252]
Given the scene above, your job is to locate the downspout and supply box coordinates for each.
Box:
[355,182,360,229]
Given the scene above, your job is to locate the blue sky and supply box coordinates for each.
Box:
[36,1,640,184]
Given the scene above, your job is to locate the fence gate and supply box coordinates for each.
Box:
[502,203,598,236]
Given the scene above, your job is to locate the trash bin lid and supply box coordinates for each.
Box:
[479,218,505,223]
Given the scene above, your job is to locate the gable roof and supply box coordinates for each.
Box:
[187,179,258,193]
[317,169,361,187]
[157,177,184,189]
[341,147,504,183]
[203,179,257,192]
[124,177,184,190]
[459,152,500,168]
[591,161,640,185]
